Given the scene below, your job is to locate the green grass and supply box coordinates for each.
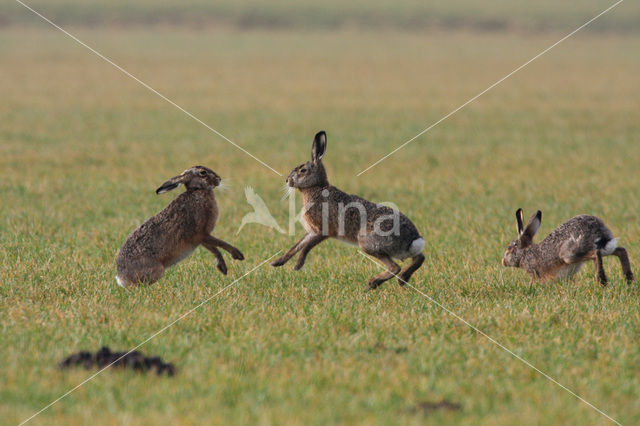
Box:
[1,24,640,425]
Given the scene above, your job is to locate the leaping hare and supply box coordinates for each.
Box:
[502,208,634,285]
[271,131,425,289]
[116,166,244,288]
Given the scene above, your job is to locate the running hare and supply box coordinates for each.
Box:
[271,131,425,289]
[502,209,634,285]
[116,166,244,288]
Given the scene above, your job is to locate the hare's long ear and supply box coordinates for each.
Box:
[520,210,542,246]
[515,208,524,235]
[156,174,184,194]
[311,131,327,163]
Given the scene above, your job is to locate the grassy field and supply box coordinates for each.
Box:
[2,10,640,426]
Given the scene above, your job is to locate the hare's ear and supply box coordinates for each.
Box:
[311,131,327,163]
[156,174,184,194]
[515,208,524,235]
[520,210,542,246]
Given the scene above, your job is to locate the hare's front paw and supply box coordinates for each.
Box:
[270,257,287,267]
[216,260,228,275]
[294,257,306,271]
[368,278,382,290]
[231,249,244,261]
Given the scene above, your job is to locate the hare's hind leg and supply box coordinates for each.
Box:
[613,247,634,283]
[559,239,604,284]
[398,254,425,285]
[594,250,608,286]
[365,252,401,290]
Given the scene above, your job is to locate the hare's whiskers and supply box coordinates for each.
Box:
[281,185,294,201]
[217,179,233,193]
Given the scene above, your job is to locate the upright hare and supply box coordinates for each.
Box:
[116,166,244,287]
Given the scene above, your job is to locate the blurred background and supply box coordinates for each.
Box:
[3,0,640,31]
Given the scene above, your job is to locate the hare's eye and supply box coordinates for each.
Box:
[300,168,307,173]
[199,170,207,177]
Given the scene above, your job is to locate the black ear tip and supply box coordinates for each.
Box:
[315,130,326,139]
[536,210,542,219]
[156,182,179,194]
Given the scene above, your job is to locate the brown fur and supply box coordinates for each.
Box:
[271,131,425,289]
[502,209,634,286]
[116,166,244,287]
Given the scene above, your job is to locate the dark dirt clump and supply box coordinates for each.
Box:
[411,399,462,415]
[58,346,176,376]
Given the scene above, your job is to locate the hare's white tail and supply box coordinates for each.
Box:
[409,238,425,257]
[396,237,425,260]
[116,275,127,288]
[601,238,618,256]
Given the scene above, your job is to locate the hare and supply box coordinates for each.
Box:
[116,166,244,288]
[502,209,634,285]
[271,131,425,289]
